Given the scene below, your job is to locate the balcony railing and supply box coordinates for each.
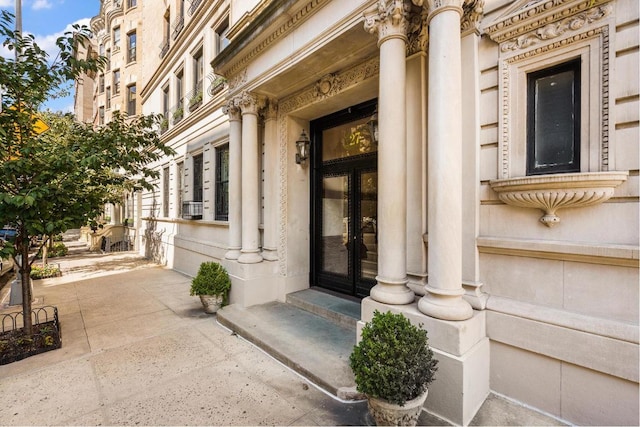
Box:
[182,201,202,220]
[172,15,184,40]
[159,40,170,59]
[188,0,203,16]
[186,81,203,112]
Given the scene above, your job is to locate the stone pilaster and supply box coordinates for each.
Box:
[364,0,414,305]
[262,100,279,261]
[223,100,242,260]
[237,91,266,264]
[418,0,473,320]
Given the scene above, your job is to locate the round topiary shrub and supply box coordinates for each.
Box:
[190,261,231,305]
[349,310,438,406]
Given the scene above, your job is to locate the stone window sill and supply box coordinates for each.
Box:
[489,171,628,227]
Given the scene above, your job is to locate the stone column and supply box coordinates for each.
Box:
[237,92,265,264]
[262,100,278,261]
[418,0,473,320]
[224,101,242,260]
[364,0,414,305]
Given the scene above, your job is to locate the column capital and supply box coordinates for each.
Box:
[425,0,463,24]
[263,99,278,121]
[222,99,241,121]
[236,91,266,115]
[460,0,484,35]
[364,0,412,46]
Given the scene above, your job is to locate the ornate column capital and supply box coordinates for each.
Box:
[364,0,412,46]
[236,91,266,115]
[460,0,484,35]
[222,99,241,121]
[425,0,464,24]
[263,99,278,121]
[406,3,429,55]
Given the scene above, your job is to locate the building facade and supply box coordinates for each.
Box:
[79,0,639,425]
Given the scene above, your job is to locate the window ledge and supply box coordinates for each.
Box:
[489,171,628,227]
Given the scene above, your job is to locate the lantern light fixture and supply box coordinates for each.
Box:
[295,129,310,165]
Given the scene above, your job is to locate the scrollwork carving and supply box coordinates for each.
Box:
[364,0,412,43]
[461,0,484,33]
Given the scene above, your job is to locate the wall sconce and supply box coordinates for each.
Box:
[295,129,310,165]
[367,107,378,144]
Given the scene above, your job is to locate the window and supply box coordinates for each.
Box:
[127,0,137,8]
[194,49,204,91]
[127,84,136,116]
[99,74,105,93]
[113,69,120,94]
[527,59,580,175]
[162,85,170,117]
[106,86,111,109]
[106,49,111,71]
[127,31,136,63]
[176,69,184,108]
[215,18,230,54]
[177,162,183,217]
[98,106,105,125]
[113,26,121,51]
[163,166,170,217]
[99,44,105,56]
[192,153,203,203]
[215,145,229,221]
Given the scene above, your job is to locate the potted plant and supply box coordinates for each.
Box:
[349,310,438,426]
[190,261,231,314]
[188,91,202,111]
[172,107,184,124]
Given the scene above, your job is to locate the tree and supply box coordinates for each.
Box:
[0,11,173,334]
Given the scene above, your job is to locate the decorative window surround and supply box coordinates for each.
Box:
[484,0,627,226]
[490,171,628,227]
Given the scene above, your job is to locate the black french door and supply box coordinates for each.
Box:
[310,100,378,298]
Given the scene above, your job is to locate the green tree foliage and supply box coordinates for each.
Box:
[0,11,174,333]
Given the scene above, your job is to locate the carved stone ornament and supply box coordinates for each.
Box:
[461,0,484,33]
[222,100,241,120]
[236,91,266,115]
[313,74,341,98]
[364,0,412,43]
[490,172,628,227]
[406,3,429,54]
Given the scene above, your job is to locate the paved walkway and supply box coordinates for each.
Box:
[0,246,370,426]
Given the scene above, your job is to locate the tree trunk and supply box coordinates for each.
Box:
[42,235,48,265]
[19,224,33,335]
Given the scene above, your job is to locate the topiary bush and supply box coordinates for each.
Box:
[349,310,438,406]
[190,262,231,304]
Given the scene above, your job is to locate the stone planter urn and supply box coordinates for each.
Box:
[199,295,224,314]
[368,390,428,427]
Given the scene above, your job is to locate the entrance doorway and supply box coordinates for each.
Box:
[310,100,378,298]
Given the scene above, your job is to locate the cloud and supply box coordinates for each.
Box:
[0,0,13,8]
[32,0,53,10]
[31,17,91,58]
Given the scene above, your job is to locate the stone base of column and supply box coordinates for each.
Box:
[418,285,473,321]
[360,297,489,426]
[261,247,278,261]
[225,248,241,260]
[371,276,415,305]
[238,250,263,264]
[407,272,427,296]
[462,280,488,310]
[222,259,279,307]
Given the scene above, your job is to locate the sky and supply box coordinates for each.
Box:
[0,0,101,113]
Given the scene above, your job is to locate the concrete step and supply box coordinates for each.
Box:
[217,300,357,396]
[285,288,360,329]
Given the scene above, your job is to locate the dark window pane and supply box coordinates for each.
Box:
[193,154,203,202]
[527,60,580,175]
[215,146,229,221]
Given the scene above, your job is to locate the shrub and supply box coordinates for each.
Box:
[190,262,231,304]
[31,264,61,279]
[349,310,438,406]
[37,242,68,259]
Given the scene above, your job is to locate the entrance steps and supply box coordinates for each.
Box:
[216,288,360,396]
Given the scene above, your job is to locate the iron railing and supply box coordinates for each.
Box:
[172,15,184,40]
[159,40,170,59]
[186,81,203,112]
[188,0,203,16]
[207,72,227,97]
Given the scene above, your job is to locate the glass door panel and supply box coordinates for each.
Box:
[358,171,377,283]
[321,175,350,278]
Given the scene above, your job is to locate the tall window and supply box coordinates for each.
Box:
[127,84,136,116]
[127,31,137,63]
[162,85,170,117]
[98,106,105,125]
[163,166,170,217]
[215,19,230,55]
[215,145,229,221]
[99,44,105,57]
[113,69,120,94]
[177,162,183,217]
[527,59,580,175]
[193,48,203,93]
[99,74,105,93]
[176,69,184,108]
[106,49,111,71]
[127,0,137,8]
[106,86,111,109]
[192,153,203,203]
[113,26,121,51]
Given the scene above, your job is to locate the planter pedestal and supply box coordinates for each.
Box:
[368,390,428,426]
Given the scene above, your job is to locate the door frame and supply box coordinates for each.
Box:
[309,99,378,298]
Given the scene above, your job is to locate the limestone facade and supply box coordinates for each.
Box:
[78,0,639,425]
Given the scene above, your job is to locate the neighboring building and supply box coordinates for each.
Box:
[78,0,639,425]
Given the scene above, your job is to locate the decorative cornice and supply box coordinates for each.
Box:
[490,171,628,227]
[500,3,612,52]
[485,0,612,44]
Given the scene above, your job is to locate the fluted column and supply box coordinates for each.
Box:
[418,0,473,320]
[237,92,265,264]
[364,0,414,305]
[223,101,242,260]
[262,100,278,261]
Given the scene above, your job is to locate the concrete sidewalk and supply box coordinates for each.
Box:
[0,250,371,426]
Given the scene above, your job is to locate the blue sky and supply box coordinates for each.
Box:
[0,0,100,112]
